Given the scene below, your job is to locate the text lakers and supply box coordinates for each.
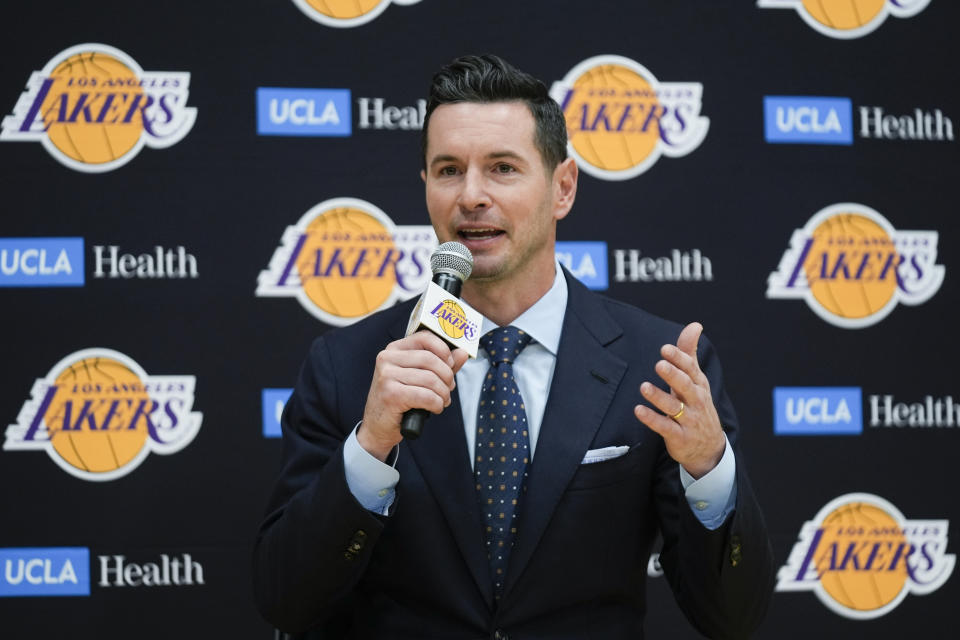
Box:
[257,197,435,326]
[4,349,202,481]
[777,494,954,619]
[431,300,477,341]
[1,43,196,172]
[550,55,708,180]
[767,203,944,328]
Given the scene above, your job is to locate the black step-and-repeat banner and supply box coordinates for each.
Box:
[1,1,956,638]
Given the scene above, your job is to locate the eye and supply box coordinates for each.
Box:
[438,165,460,176]
[494,163,516,174]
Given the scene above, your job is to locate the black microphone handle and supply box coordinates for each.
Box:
[400,272,464,440]
[431,272,463,298]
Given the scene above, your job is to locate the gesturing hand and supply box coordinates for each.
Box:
[633,322,726,479]
[360,331,470,461]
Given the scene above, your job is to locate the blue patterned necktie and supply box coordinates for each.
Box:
[475,325,533,599]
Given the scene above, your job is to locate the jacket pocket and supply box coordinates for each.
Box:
[565,443,644,491]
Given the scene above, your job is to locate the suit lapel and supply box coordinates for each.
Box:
[502,271,627,599]
[388,315,495,608]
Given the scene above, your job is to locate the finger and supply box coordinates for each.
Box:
[676,322,703,360]
[450,348,470,375]
[634,403,684,441]
[659,344,703,385]
[385,364,455,404]
[393,331,456,368]
[377,349,457,390]
[653,359,698,400]
[386,379,448,414]
[640,381,686,419]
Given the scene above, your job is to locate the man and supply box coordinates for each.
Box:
[254,55,775,639]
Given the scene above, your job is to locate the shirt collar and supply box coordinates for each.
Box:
[477,260,567,356]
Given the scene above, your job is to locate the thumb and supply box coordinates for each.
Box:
[451,348,470,374]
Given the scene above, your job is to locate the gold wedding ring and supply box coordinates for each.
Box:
[670,401,685,421]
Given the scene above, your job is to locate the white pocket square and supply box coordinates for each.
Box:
[581,445,630,465]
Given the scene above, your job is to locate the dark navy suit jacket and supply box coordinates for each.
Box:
[253,269,775,639]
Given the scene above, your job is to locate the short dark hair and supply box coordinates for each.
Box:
[421,54,568,172]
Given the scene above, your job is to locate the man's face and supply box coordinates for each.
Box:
[422,101,575,288]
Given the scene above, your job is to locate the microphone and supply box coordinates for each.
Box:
[400,241,475,440]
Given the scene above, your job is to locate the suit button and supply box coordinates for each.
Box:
[343,530,367,560]
[730,535,742,567]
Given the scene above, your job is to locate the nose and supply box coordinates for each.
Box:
[457,168,492,211]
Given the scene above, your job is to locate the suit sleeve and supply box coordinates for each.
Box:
[252,336,386,633]
[654,335,776,640]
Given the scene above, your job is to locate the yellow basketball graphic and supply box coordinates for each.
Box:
[44,356,149,475]
[292,0,421,27]
[296,206,397,319]
[304,0,383,18]
[803,213,897,320]
[815,501,908,612]
[552,56,708,180]
[435,300,467,339]
[39,51,144,166]
[801,0,886,30]
[777,493,955,619]
[564,63,661,173]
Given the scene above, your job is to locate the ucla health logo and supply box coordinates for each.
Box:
[262,388,293,438]
[1,44,196,172]
[764,97,853,145]
[556,241,608,290]
[778,493,954,618]
[758,0,930,39]
[292,0,422,27]
[257,198,435,326]
[0,547,90,597]
[767,203,944,328]
[1,238,84,287]
[5,349,202,481]
[257,88,351,136]
[550,56,708,181]
[774,387,863,435]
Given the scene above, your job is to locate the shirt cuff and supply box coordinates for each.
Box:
[679,436,737,530]
[343,422,399,516]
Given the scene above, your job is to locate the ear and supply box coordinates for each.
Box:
[552,157,578,222]
[420,169,427,183]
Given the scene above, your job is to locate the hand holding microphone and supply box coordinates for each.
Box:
[359,242,478,459]
[400,241,478,439]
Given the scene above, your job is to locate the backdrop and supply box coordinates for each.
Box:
[1,1,956,638]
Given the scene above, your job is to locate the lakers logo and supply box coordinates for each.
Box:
[292,0,422,27]
[777,493,955,618]
[430,300,476,341]
[4,349,202,481]
[767,203,944,328]
[757,0,930,39]
[549,55,708,181]
[257,197,436,326]
[0,44,196,173]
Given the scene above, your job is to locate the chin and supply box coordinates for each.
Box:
[466,258,508,283]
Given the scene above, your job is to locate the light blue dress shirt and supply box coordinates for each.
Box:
[343,262,737,529]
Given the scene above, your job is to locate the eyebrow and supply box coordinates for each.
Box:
[428,150,527,169]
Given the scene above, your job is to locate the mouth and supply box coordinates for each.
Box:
[457,228,505,242]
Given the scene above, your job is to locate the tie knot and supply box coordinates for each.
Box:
[481,326,532,365]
